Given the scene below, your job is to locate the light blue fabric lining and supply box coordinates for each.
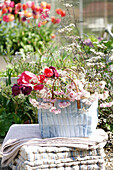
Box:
[38,98,98,138]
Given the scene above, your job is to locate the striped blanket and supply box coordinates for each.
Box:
[1,124,108,169]
[10,145,105,170]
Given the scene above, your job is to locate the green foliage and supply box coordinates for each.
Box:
[0,23,53,55]
[0,83,38,137]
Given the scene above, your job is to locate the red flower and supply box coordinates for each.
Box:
[61,10,66,17]
[2,8,8,14]
[14,9,18,14]
[35,6,40,12]
[38,75,46,83]
[56,8,62,15]
[12,84,21,96]
[34,84,44,91]
[15,3,21,10]
[51,34,56,39]
[51,16,56,24]
[46,3,51,10]
[22,4,27,10]
[44,68,53,78]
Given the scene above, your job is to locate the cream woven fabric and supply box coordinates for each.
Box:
[1,124,108,168]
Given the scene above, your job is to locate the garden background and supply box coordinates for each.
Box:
[0,0,113,168]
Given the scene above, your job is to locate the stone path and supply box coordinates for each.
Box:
[0,56,7,72]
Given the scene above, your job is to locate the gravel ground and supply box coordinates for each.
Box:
[0,132,113,170]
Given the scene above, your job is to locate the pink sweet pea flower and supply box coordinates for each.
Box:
[17,71,38,85]
[59,101,71,108]
[68,91,79,101]
[49,107,61,114]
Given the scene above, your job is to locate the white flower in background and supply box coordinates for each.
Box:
[90,48,96,53]
[100,101,113,108]
[99,81,106,89]
[110,54,113,60]
[81,90,90,98]
[98,91,109,100]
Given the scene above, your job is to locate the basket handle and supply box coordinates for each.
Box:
[66,76,81,109]
[64,68,81,109]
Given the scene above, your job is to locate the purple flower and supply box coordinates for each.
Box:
[32,10,37,15]
[22,17,26,22]
[83,39,94,47]
[98,37,103,42]
[49,66,59,77]
[21,85,32,95]
[12,84,21,96]
[12,84,32,96]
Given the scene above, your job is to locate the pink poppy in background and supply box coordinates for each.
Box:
[9,1,15,8]
[3,15,9,22]
[38,21,42,27]
[26,1,34,8]
[55,18,61,24]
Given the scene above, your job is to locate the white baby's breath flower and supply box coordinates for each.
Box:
[64,3,72,7]
[110,55,113,60]
[18,94,25,99]
[90,49,96,53]
[97,44,104,48]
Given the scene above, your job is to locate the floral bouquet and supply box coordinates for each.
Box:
[11,66,113,138]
